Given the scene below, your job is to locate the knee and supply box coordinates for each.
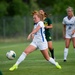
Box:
[48,46,53,50]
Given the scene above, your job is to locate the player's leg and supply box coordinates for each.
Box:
[9,45,36,71]
[64,38,71,62]
[15,45,36,65]
[46,34,54,59]
[72,37,75,51]
[40,49,61,69]
[48,41,54,59]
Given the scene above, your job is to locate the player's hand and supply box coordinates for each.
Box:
[27,34,31,40]
[45,26,49,29]
[72,30,75,35]
[31,34,34,39]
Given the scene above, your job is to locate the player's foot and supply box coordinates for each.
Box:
[9,64,18,71]
[55,62,61,69]
[64,60,66,62]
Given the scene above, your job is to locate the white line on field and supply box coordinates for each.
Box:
[0,44,23,49]
[0,58,75,64]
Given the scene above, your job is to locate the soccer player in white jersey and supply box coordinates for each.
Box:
[9,11,61,71]
[62,7,75,62]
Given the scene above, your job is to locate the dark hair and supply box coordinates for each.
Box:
[44,12,48,17]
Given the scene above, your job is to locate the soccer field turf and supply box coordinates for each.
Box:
[0,41,75,75]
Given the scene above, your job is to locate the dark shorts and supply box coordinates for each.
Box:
[45,34,52,41]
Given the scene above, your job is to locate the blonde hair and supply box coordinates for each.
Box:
[32,10,43,21]
[66,6,74,12]
[66,6,74,16]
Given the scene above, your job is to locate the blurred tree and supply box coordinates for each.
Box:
[0,2,8,17]
[7,0,30,16]
[23,0,30,4]
[52,0,75,15]
[30,0,39,11]
[0,0,75,16]
[1,0,75,39]
[36,0,75,16]
[37,0,56,8]
[5,0,12,3]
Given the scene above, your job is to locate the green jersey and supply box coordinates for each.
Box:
[44,17,52,41]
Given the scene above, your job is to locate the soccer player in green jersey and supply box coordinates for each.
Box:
[39,10,54,59]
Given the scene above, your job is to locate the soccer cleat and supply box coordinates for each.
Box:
[55,62,61,69]
[9,64,18,71]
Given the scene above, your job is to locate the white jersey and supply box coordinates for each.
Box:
[30,21,48,50]
[62,16,75,35]
[33,21,46,42]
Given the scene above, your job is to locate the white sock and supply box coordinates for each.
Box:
[64,48,68,60]
[48,57,56,65]
[15,52,27,65]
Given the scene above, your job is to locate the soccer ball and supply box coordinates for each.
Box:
[6,50,16,60]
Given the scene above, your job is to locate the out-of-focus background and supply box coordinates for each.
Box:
[0,0,75,42]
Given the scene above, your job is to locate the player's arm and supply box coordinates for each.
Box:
[27,25,41,40]
[72,19,75,35]
[45,24,53,29]
[63,24,66,39]
[45,18,53,29]
[72,30,75,35]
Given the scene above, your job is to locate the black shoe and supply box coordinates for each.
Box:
[64,60,66,62]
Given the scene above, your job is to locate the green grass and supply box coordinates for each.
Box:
[0,41,75,75]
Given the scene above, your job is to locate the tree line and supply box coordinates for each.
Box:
[0,0,75,39]
[0,0,75,17]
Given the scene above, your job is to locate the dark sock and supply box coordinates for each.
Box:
[49,48,54,59]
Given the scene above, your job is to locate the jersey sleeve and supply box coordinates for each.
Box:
[48,18,52,25]
[38,21,44,27]
[62,18,66,25]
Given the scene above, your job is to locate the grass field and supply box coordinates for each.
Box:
[0,41,75,75]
